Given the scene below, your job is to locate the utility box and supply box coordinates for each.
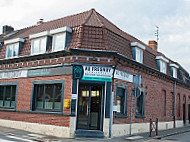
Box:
[64,99,71,108]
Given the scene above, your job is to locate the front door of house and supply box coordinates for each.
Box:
[77,84,103,130]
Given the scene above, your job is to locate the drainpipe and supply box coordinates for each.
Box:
[109,65,116,138]
[129,89,134,136]
[174,80,176,128]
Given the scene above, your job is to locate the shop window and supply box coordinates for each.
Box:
[115,84,128,117]
[0,82,18,109]
[31,80,65,112]
[136,89,145,117]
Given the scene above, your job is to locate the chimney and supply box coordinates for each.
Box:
[3,25,14,34]
[148,40,157,50]
[37,19,44,25]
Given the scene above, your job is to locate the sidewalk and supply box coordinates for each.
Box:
[0,124,189,142]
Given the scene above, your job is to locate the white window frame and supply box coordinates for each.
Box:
[173,67,177,78]
[6,43,19,58]
[131,42,145,64]
[29,31,49,55]
[31,37,47,55]
[160,60,167,74]
[4,38,24,58]
[170,64,179,78]
[52,33,66,52]
[156,56,169,74]
[136,47,143,63]
[50,27,72,52]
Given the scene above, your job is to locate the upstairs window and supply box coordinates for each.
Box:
[31,37,47,54]
[29,31,51,55]
[156,56,169,74]
[4,38,24,58]
[131,42,145,63]
[50,27,72,52]
[170,64,179,78]
[160,60,167,74]
[136,48,143,63]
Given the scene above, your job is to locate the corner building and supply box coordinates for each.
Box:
[0,9,190,138]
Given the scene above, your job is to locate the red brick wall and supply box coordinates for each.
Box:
[113,62,190,124]
[0,75,72,127]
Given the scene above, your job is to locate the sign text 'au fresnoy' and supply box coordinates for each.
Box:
[82,65,133,82]
[82,65,113,82]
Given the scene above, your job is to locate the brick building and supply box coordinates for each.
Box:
[0,9,190,138]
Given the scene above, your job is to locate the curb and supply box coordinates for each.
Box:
[153,128,190,139]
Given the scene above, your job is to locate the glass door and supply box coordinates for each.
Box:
[77,84,103,130]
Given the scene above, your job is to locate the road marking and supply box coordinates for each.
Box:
[0,138,15,142]
[6,135,34,142]
[28,133,45,138]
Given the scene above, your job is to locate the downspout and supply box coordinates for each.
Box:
[174,80,176,128]
[129,88,134,136]
[109,65,116,138]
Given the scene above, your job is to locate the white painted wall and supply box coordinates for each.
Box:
[0,119,70,138]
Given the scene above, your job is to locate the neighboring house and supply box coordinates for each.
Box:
[0,9,190,138]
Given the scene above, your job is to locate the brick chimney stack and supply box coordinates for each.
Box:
[3,25,14,34]
[148,40,157,50]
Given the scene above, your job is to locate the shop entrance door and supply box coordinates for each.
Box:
[77,84,103,130]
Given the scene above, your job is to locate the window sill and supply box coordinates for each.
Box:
[30,110,63,115]
[0,108,16,112]
[135,115,145,118]
[115,113,128,118]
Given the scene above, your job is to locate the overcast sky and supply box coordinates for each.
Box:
[0,0,190,72]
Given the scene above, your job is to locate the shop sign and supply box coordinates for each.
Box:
[28,66,72,77]
[114,69,133,83]
[0,70,28,79]
[82,65,113,82]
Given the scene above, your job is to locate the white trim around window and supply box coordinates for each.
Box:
[4,38,25,45]
[160,60,167,74]
[29,31,49,39]
[130,42,146,50]
[49,27,72,35]
[156,56,169,63]
[31,37,47,55]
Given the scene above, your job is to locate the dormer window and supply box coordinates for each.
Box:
[156,56,169,74]
[4,38,24,58]
[50,27,72,52]
[29,31,51,55]
[170,64,179,78]
[131,42,145,63]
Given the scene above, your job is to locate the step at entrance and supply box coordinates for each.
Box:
[75,130,104,138]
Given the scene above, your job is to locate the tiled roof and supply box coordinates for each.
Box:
[0,9,189,77]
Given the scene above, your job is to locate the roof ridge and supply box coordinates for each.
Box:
[81,9,94,25]
[92,9,104,27]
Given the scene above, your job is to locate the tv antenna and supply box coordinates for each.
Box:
[155,25,159,43]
